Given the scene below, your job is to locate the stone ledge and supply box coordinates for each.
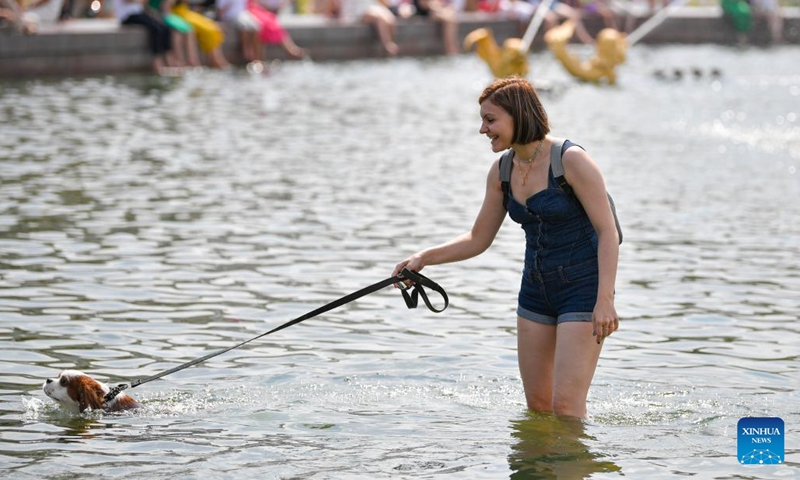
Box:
[0,8,798,78]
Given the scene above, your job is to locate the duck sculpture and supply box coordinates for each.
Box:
[544,21,627,85]
[463,28,529,79]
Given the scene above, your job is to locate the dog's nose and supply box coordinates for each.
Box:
[45,378,52,384]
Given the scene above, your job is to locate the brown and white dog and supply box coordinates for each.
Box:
[43,370,139,414]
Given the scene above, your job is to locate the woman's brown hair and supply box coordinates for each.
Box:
[478,76,549,144]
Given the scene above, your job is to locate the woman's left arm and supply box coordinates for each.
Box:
[561,146,619,344]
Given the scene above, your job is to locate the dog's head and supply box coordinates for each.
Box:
[43,370,110,414]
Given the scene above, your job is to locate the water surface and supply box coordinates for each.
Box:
[1,45,799,478]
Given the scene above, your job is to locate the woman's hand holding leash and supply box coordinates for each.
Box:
[393,253,425,289]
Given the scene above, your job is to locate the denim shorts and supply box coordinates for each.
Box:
[517,258,598,325]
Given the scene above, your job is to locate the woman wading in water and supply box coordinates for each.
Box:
[394,76,620,418]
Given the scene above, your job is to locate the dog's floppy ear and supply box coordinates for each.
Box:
[76,378,106,412]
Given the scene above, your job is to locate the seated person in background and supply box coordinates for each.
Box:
[751,0,783,44]
[171,0,231,68]
[497,0,595,45]
[1,0,37,33]
[111,0,177,73]
[574,0,618,32]
[23,0,63,26]
[247,0,307,58]
[323,0,399,56]
[147,0,201,67]
[409,0,459,55]
[217,0,264,63]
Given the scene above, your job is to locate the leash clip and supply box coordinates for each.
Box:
[103,383,130,404]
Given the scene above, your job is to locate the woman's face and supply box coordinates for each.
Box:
[479,100,514,153]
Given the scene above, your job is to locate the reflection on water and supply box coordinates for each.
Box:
[1,46,799,478]
[509,413,620,479]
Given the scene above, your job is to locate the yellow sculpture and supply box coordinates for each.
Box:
[463,28,529,79]
[544,21,627,84]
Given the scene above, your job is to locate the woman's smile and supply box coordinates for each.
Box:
[479,100,514,153]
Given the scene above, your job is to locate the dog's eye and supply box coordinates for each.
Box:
[59,377,67,387]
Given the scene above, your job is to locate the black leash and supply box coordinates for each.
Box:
[103,268,447,403]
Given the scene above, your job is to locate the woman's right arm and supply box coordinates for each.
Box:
[393,159,507,276]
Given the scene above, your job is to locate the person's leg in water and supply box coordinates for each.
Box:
[552,322,602,419]
[517,317,602,418]
[517,317,556,412]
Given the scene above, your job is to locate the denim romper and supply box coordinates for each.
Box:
[504,141,599,324]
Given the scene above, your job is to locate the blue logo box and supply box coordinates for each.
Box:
[738,417,784,465]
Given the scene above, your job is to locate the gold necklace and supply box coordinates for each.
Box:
[513,140,543,186]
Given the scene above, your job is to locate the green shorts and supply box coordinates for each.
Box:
[163,13,192,34]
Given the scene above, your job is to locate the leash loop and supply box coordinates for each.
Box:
[397,268,449,313]
[103,269,448,404]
